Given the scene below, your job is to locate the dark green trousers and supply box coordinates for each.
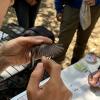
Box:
[58,5,100,64]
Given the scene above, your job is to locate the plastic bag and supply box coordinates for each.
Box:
[80,0,91,30]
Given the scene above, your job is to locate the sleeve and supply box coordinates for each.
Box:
[55,0,64,13]
[96,0,100,5]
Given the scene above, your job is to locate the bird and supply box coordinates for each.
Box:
[1,24,64,62]
[0,25,64,91]
[23,26,64,60]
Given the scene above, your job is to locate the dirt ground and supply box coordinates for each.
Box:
[4,0,100,68]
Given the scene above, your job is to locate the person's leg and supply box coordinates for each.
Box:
[29,0,41,27]
[71,6,100,64]
[55,5,80,63]
[14,0,30,29]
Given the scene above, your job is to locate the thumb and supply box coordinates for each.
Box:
[42,57,61,81]
[27,63,44,93]
[31,0,37,5]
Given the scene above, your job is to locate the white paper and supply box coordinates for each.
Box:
[11,57,100,100]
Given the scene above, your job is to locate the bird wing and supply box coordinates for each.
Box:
[32,44,64,60]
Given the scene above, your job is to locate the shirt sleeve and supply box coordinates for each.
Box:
[96,0,100,5]
[55,0,64,13]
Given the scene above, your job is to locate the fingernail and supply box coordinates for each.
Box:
[41,56,47,60]
[96,82,100,87]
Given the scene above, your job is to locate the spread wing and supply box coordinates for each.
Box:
[32,44,64,60]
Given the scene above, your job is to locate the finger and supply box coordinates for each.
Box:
[85,0,93,3]
[99,78,100,82]
[27,63,44,93]
[19,36,52,46]
[89,71,100,87]
[85,0,95,6]
[88,79,96,86]
[88,77,97,87]
[56,13,62,22]
[41,56,61,81]
[31,0,37,5]
[32,0,37,4]
[88,2,95,6]
[27,0,37,6]
[93,71,100,82]
[57,16,62,22]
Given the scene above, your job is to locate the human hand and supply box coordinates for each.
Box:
[26,0,37,6]
[2,36,52,66]
[56,13,63,22]
[88,71,100,87]
[85,0,96,6]
[27,57,72,100]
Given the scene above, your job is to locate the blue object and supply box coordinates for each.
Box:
[55,0,100,13]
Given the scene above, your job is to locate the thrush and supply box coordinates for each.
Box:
[23,26,64,60]
[0,25,64,98]
[1,25,64,60]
